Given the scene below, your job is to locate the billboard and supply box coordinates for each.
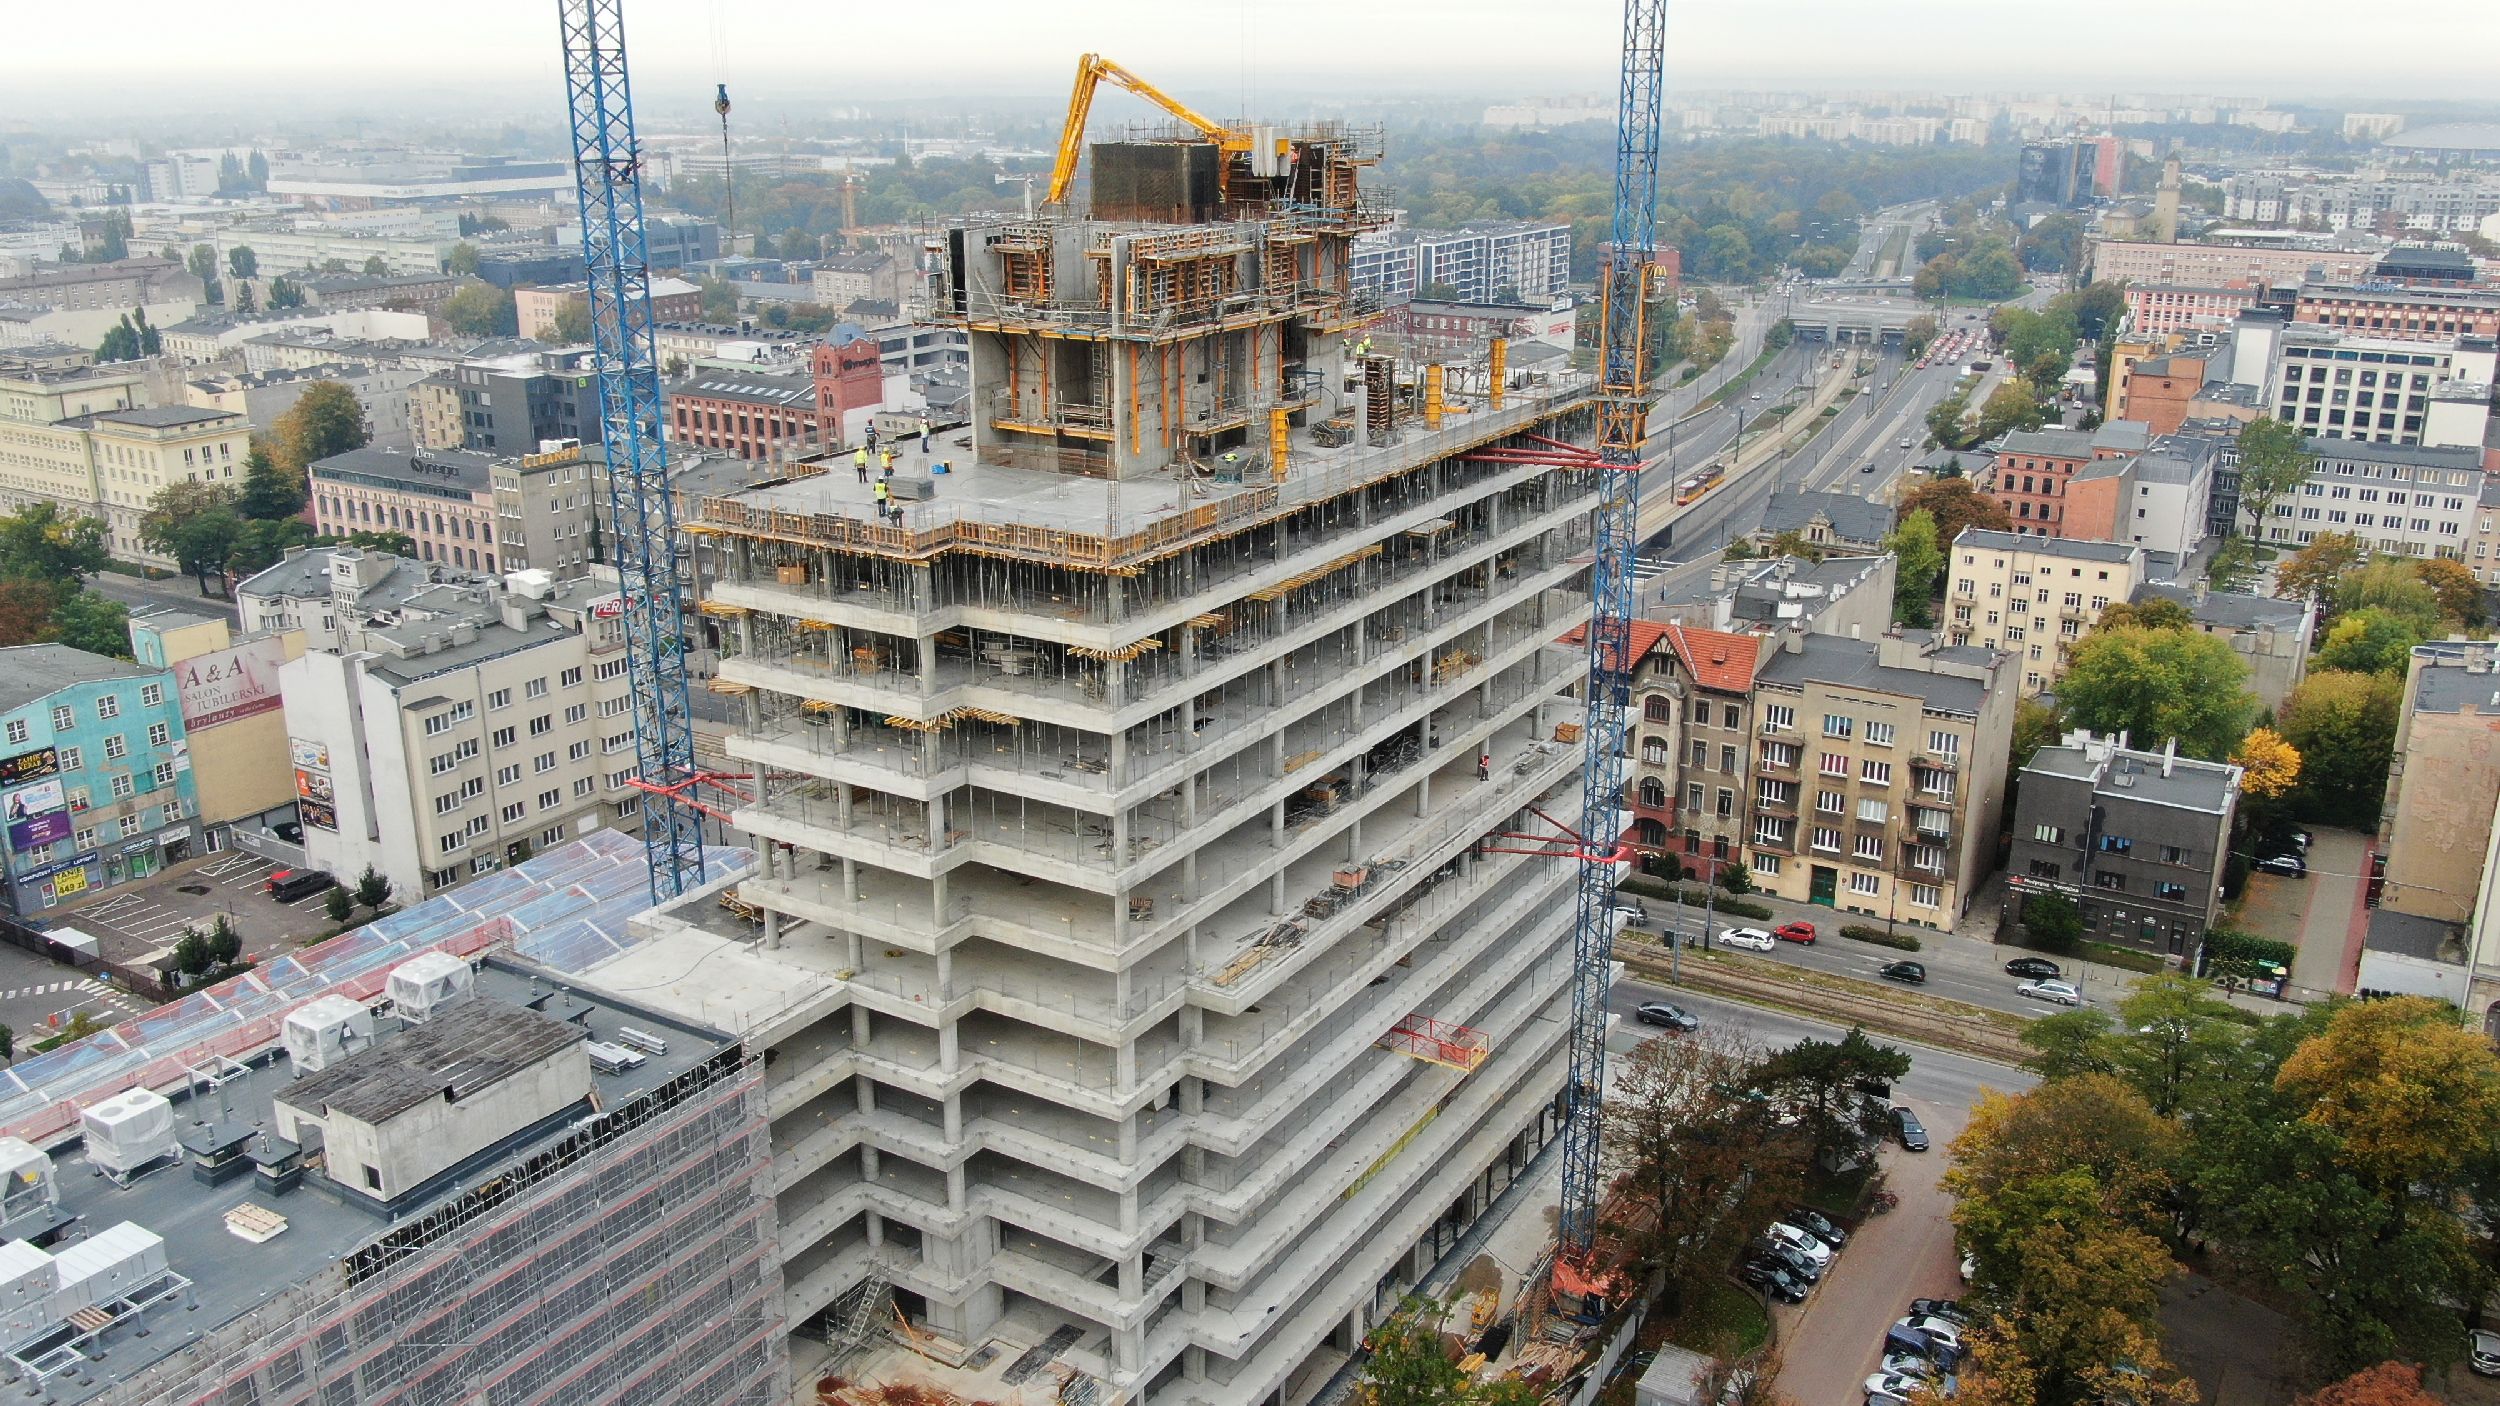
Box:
[173,638,286,729]
[4,779,64,823]
[295,751,337,832]
[8,811,70,850]
[289,738,329,770]
[0,748,58,788]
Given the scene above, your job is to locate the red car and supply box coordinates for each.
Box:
[1773,921,1817,945]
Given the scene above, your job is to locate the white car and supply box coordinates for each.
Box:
[1881,1353,1941,1383]
[2017,979,2083,1006]
[1897,1315,1965,1351]
[1765,1222,1835,1269]
[1867,1372,1930,1404]
[1718,926,1777,952]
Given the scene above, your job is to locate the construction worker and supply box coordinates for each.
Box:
[853,446,869,482]
[873,478,890,518]
[919,414,933,446]
[864,421,879,453]
[880,448,894,475]
[1477,750,1491,782]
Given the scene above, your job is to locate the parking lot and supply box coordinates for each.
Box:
[45,849,340,971]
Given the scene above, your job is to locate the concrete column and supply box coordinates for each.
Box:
[1110,728,1131,785]
[1119,1254,1143,1298]
[865,1211,885,1248]
[939,1019,959,1074]
[1416,772,1431,818]
[1119,1111,1138,1161]
[1182,853,1198,904]
[934,948,955,1005]
[1268,871,1287,917]
[1116,1327,1141,1378]
[1119,1188,1139,1234]
[946,1162,967,1211]
[944,1093,963,1142]
[931,871,951,933]
[860,1143,881,1180]
[856,1073,877,1115]
[1117,1039,1137,1088]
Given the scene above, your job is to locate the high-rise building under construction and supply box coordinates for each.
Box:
[630,109,1609,1403]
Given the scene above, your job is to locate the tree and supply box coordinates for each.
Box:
[226,245,257,279]
[353,865,394,912]
[233,281,257,315]
[445,242,482,277]
[2206,535,2263,594]
[1897,475,2012,545]
[1975,379,2047,440]
[206,916,243,968]
[94,311,150,363]
[323,885,355,925]
[2009,696,2063,786]
[442,282,517,337]
[2016,214,2085,274]
[188,243,222,305]
[2298,1363,2442,1406]
[2274,532,2364,605]
[227,517,322,576]
[2057,625,2257,761]
[2230,727,2301,800]
[1756,1026,1911,1166]
[46,590,129,659]
[2090,597,2194,633]
[2236,416,2314,539]
[268,381,369,477]
[2019,1009,2117,1080]
[266,274,305,310]
[0,581,54,648]
[1885,509,1943,627]
[172,927,213,980]
[1356,1299,1538,1406]
[0,1021,12,1064]
[2278,996,2500,1191]
[2020,890,2084,951]
[1605,1029,1797,1308]
[697,276,739,322]
[1924,389,1973,448]
[138,481,246,594]
[2314,608,2424,677]
[362,254,388,276]
[237,443,306,520]
[2276,670,2403,828]
[2411,556,2484,628]
[1951,1076,2179,1222]
[775,227,820,262]
[1905,314,1939,356]
[552,295,592,343]
[2106,974,2251,1118]
[0,503,109,583]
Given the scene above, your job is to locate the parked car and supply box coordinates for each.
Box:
[1907,1298,1970,1327]
[2017,979,2084,1006]
[265,868,337,902]
[1773,921,1818,945]
[2471,1329,2500,1377]
[1719,926,1778,952]
[1884,1326,1962,1373]
[1635,1002,1700,1032]
[2003,957,2063,980]
[1743,1237,1822,1284]
[1880,1352,1941,1384]
[1608,902,1647,928]
[1878,960,1926,984]
[1737,1256,1810,1303]
[1892,1106,1930,1152]
[2254,853,2308,877]
[1897,1315,1966,1352]
[1764,1222,1835,1270]
[1783,1207,1848,1250]
[1865,1376,1918,1406]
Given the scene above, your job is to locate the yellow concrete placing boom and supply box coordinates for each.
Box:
[1046,52,1243,206]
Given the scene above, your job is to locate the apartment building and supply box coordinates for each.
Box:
[1350,222,1573,306]
[2111,352,2215,436]
[1946,530,2145,694]
[2064,439,2217,560]
[0,257,204,313]
[0,361,250,567]
[89,405,255,567]
[0,645,201,916]
[2264,323,2495,449]
[183,361,423,447]
[1983,423,2144,538]
[2295,282,2500,341]
[1625,623,1761,868]
[2257,439,2485,558]
[244,548,644,898]
[2124,283,2262,338]
[2132,580,2314,711]
[2004,730,2242,960]
[1747,631,2014,927]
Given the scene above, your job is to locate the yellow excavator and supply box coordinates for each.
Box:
[1044,53,1254,207]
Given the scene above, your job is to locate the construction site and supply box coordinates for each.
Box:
[573,51,1657,1406]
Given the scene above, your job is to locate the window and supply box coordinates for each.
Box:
[94,695,119,721]
[1910,883,1941,908]
[1864,721,1895,747]
[1715,787,1734,818]
[598,697,630,719]
[434,791,464,815]
[568,741,591,762]
[492,726,516,748]
[49,706,71,731]
[102,734,126,760]
[560,667,583,688]
[2155,881,2189,900]
[564,703,588,725]
[2,721,22,745]
[542,825,568,846]
[1927,730,1960,758]
[1643,697,1672,723]
[429,751,461,777]
[487,687,512,710]
[595,658,628,681]
[1758,779,1794,806]
[2028,859,2061,879]
[1763,705,1795,733]
[496,763,521,785]
[502,802,526,822]
[57,747,79,772]
[1755,816,1793,845]
[2093,871,2127,891]
[74,826,95,849]
[151,761,174,786]
[1822,714,1853,739]
[528,714,553,737]
[1722,704,1740,728]
[110,774,133,800]
[1639,778,1669,809]
[534,751,558,774]
[1811,826,1842,853]
[1911,843,1945,871]
[1761,741,1799,769]
[525,678,549,700]
[65,788,86,812]
[1640,738,1670,767]
[1754,854,1783,877]
[1848,871,1882,896]
[1816,788,1845,814]
[1860,760,1892,785]
[1819,752,1849,777]
[140,683,162,708]
[465,814,491,837]
[572,776,596,798]
[2098,834,2133,854]
[1854,834,1885,861]
[2033,824,2064,844]
[423,702,474,735]
[537,788,562,809]
[1856,798,1889,824]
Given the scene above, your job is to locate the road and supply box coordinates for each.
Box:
[84,572,236,623]
[1609,981,2032,1110]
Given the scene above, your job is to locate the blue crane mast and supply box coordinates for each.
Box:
[1560,0,1670,1259]
[557,0,707,903]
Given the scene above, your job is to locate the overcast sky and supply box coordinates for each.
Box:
[5,0,2493,126]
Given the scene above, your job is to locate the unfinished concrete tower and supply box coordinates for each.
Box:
[681,116,1606,1404]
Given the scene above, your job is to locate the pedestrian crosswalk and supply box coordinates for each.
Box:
[0,980,83,1001]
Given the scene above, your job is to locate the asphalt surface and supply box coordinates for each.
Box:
[82,572,237,623]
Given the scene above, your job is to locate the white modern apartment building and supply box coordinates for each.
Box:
[242,546,645,898]
[1352,222,1573,306]
[1946,530,2146,694]
[2264,323,2496,449]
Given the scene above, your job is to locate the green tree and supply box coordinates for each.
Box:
[362,254,388,276]
[1975,378,2047,440]
[2019,890,2084,951]
[2016,214,2085,273]
[1905,314,1940,356]
[237,443,306,520]
[1757,1026,1911,1166]
[206,916,243,968]
[2020,1008,2117,1080]
[353,865,394,912]
[552,295,592,343]
[94,312,148,363]
[233,281,257,315]
[2106,974,2248,1117]
[1885,509,1943,626]
[172,926,213,979]
[0,502,110,582]
[2314,607,2425,677]
[2057,625,2257,760]
[187,243,222,305]
[445,242,482,277]
[2235,416,2313,540]
[2274,532,2364,606]
[775,227,820,261]
[2331,559,2444,636]
[1605,1030,1797,1309]
[1926,388,1974,448]
[266,274,306,309]
[0,1021,13,1064]
[323,885,355,925]
[137,481,246,595]
[697,276,739,322]
[2092,597,2195,633]
[2412,556,2484,628]
[441,282,518,337]
[1356,1299,1538,1406]
[226,245,257,279]
[2206,534,2263,594]
[1898,475,2012,544]
[2276,669,2403,827]
[226,517,322,576]
[45,590,130,659]
[268,381,369,478]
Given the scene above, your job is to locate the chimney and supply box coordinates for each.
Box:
[2192,578,2209,605]
[1781,627,1803,655]
[2162,736,2177,778]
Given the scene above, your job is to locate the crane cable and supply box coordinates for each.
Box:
[710,0,733,257]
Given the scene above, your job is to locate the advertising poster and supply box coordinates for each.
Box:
[289,738,329,771]
[51,867,87,899]
[0,748,59,788]
[7,811,71,850]
[174,638,287,729]
[300,798,338,832]
[4,779,64,822]
[295,768,334,805]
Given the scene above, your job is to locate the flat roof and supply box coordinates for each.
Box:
[0,645,157,715]
[2363,907,2460,963]
[2134,582,2308,632]
[1752,633,1987,715]
[2023,740,2239,814]
[1952,528,2141,564]
[279,996,586,1125]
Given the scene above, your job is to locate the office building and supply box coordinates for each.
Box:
[444,343,605,454]
[2088,239,2383,289]
[2017,140,2094,208]
[2263,323,2495,448]
[2005,730,2243,960]
[0,645,200,916]
[309,441,603,579]
[1946,530,2146,694]
[2063,438,2218,560]
[2253,438,2485,557]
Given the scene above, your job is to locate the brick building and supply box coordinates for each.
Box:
[1983,424,2144,537]
[665,369,819,460]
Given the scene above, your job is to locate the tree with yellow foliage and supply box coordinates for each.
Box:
[2229,727,2301,799]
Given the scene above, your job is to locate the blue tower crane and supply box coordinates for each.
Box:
[1560,0,1670,1260]
[558,0,707,903]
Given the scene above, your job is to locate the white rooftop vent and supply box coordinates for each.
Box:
[0,1240,57,1346]
[0,1138,57,1233]
[503,568,556,601]
[50,1222,167,1324]
[387,952,475,1024]
[282,995,375,1075]
[80,1090,178,1184]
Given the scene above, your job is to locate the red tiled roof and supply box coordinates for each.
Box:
[1658,622,1760,694]
[1558,619,1672,666]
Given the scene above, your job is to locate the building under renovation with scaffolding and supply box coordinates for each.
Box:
[0,832,781,1406]
[618,98,1611,1405]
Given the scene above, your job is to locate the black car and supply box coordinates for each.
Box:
[1907,1298,1970,1327]
[1743,1237,1822,1283]
[1891,1106,1930,1152]
[2254,853,2308,877]
[1635,1002,1700,1032]
[2004,957,2063,980]
[1784,1207,1848,1250]
[1878,961,1926,985]
[1736,1257,1809,1303]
